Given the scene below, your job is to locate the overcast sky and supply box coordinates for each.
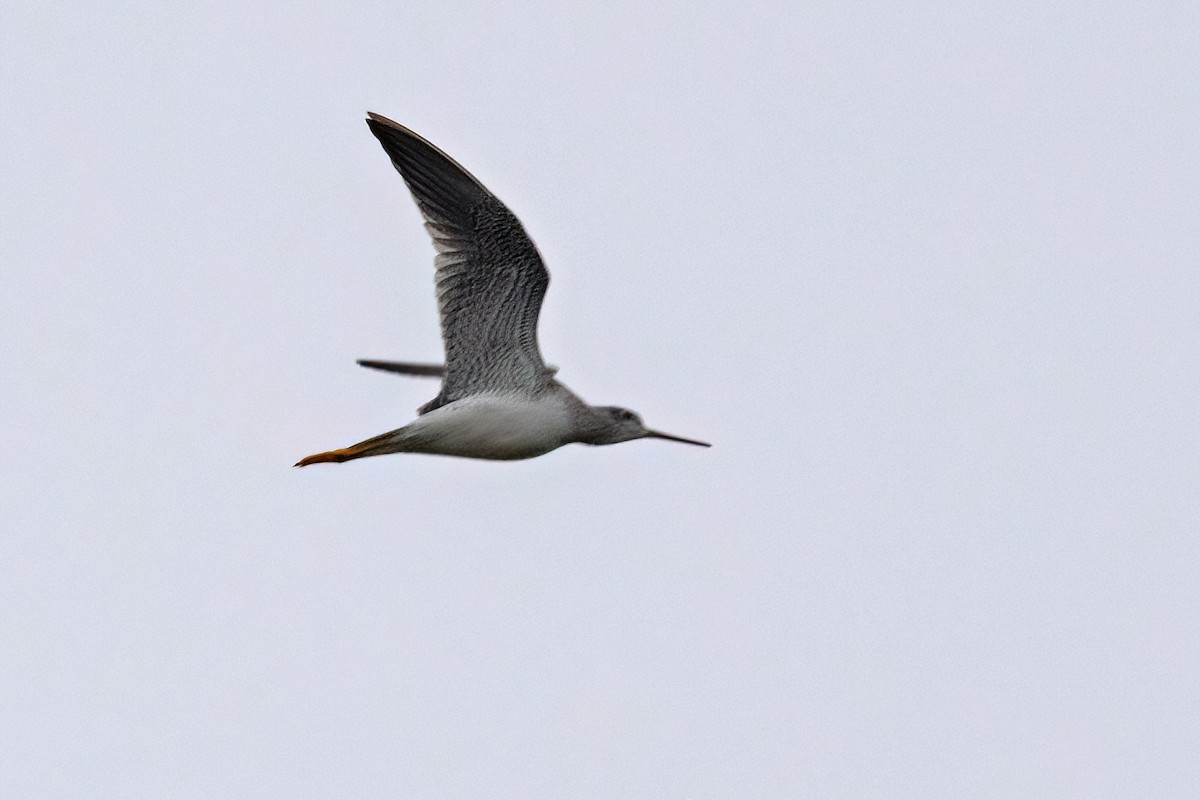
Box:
[3,2,1199,798]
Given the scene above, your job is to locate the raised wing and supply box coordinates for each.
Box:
[365,113,551,413]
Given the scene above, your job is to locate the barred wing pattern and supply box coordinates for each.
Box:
[365,113,551,413]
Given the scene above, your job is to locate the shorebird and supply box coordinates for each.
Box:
[295,113,710,466]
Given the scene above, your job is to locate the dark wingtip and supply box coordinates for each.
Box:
[365,111,397,130]
[362,113,490,205]
[364,112,420,141]
[356,359,446,377]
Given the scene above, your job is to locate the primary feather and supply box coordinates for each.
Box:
[365,113,552,415]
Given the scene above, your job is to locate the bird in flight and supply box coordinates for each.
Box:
[295,113,709,465]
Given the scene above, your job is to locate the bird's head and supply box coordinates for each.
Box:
[584,406,711,448]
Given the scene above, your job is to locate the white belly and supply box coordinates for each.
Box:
[404,394,575,460]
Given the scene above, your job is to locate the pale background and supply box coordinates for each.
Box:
[3,2,1198,798]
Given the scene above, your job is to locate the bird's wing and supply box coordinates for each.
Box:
[357,359,444,377]
[366,113,551,413]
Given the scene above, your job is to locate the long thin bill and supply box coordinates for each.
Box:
[644,429,712,447]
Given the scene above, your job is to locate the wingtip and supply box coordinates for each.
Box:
[365,111,400,129]
[356,359,446,377]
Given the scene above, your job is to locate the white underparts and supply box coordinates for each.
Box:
[400,393,577,460]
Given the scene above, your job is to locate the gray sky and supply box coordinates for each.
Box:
[3,1,1198,797]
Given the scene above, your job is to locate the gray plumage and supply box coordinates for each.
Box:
[293,114,709,466]
[366,113,551,415]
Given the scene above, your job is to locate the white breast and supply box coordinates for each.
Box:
[404,394,576,460]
